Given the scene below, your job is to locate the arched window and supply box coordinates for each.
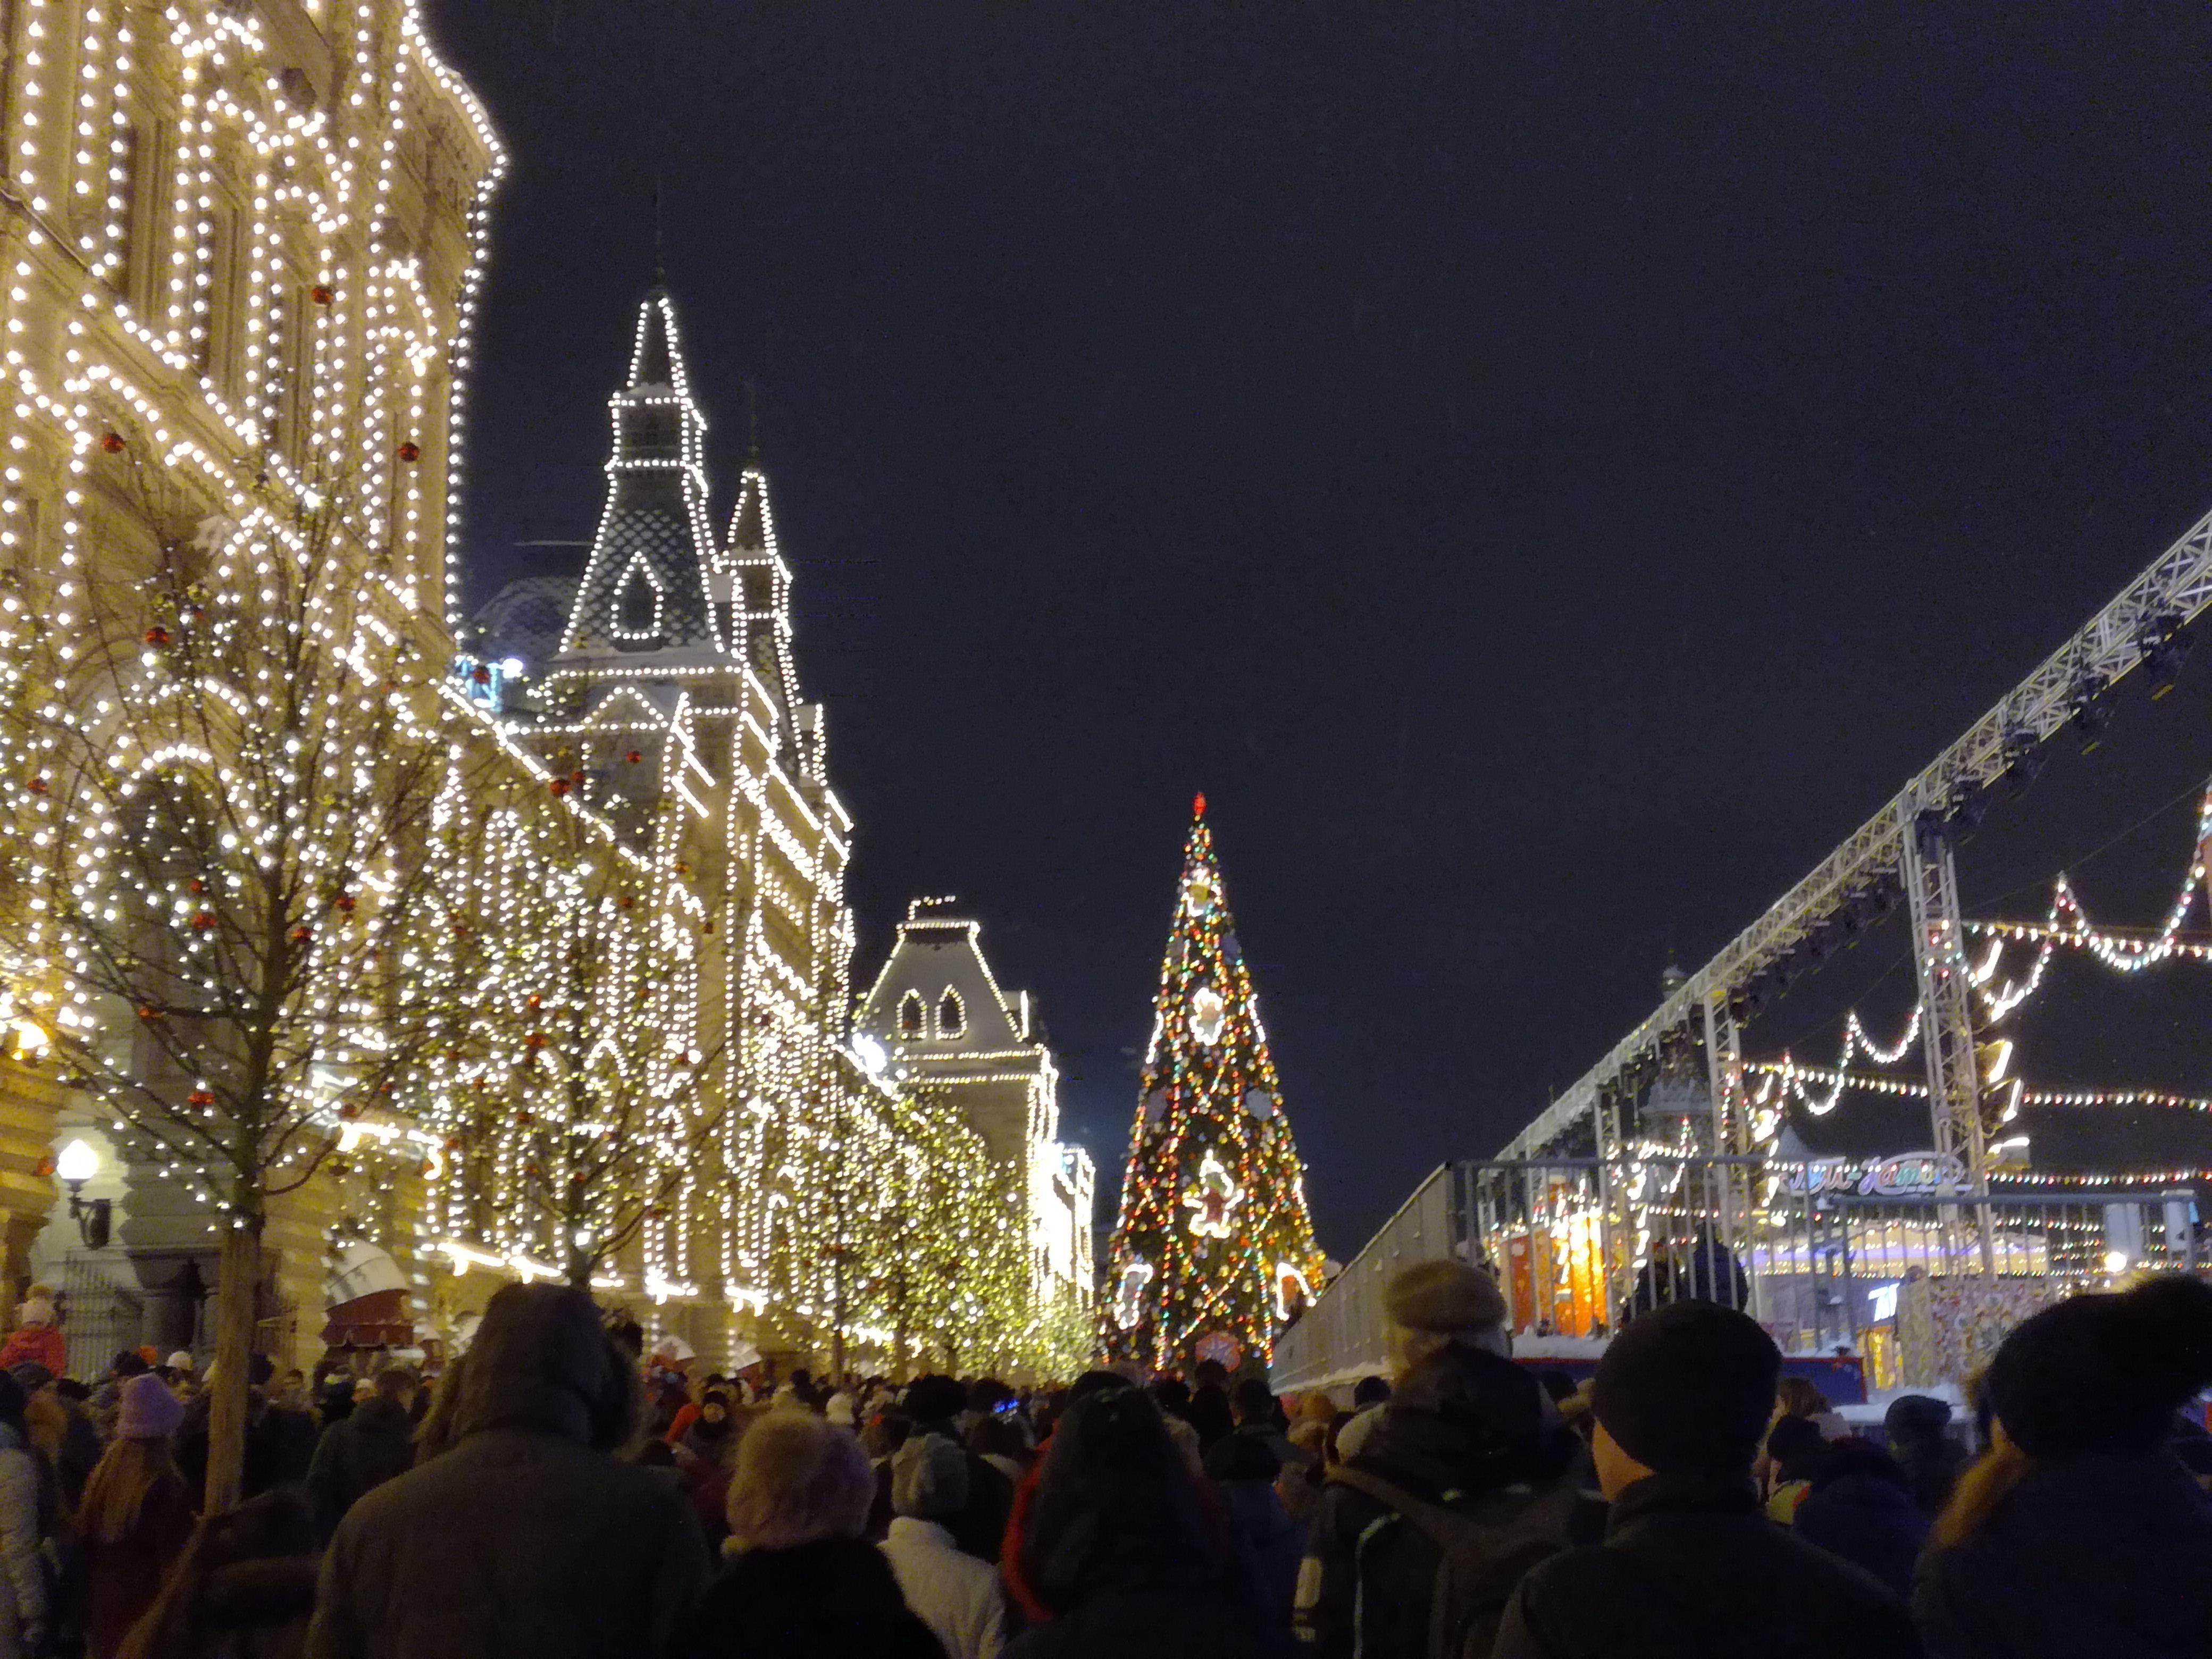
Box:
[898,991,924,1037]
[937,988,965,1040]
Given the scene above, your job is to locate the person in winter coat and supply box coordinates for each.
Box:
[674,1408,942,1658]
[115,1489,319,1659]
[0,1371,50,1659]
[880,1433,1005,1659]
[89,1353,153,1443]
[0,1291,64,1381]
[675,1390,739,1547]
[1003,1384,1276,1659]
[305,1364,418,1541]
[76,1375,195,1659]
[1494,1301,1921,1659]
[1204,1432,1300,1631]
[1913,1273,2212,1659]
[1294,1260,1582,1658]
[306,1283,708,1659]
[18,1362,100,1507]
[1883,1394,1964,1516]
[903,1375,1012,1564]
[177,1356,315,1510]
[1791,1438,1929,1598]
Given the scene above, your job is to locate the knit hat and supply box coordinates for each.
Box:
[891,1431,968,1520]
[118,1372,186,1440]
[1985,1275,2212,1460]
[1384,1260,1506,1335]
[14,1293,55,1330]
[1591,1301,1779,1478]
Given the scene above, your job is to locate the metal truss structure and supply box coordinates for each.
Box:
[1503,500,2212,1160]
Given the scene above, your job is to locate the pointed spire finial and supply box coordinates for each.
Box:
[650,174,667,289]
[744,379,760,463]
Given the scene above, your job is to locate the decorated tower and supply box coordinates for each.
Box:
[1104,798,1323,1373]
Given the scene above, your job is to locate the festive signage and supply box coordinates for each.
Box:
[1784,1151,1968,1198]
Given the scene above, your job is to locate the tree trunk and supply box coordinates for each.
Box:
[204,1217,263,1513]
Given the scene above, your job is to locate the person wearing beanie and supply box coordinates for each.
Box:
[306,1282,708,1659]
[1494,1302,1919,1659]
[0,1290,64,1382]
[1332,1259,1509,1471]
[900,1373,1013,1565]
[880,1433,1006,1659]
[76,1374,192,1659]
[1294,1259,1581,1658]
[1914,1275,2212,1659]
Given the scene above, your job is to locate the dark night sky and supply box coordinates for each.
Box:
[426,3,2212,1253]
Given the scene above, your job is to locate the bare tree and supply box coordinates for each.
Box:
[410,750,729,1291]
[5,465,479,1510]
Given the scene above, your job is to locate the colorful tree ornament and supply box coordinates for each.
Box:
[1102,797,1322,1371]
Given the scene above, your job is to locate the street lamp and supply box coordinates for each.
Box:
[55,1140,110,1250]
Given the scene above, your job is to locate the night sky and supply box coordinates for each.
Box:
[426,4,2212,1253]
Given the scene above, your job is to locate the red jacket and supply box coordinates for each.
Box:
[0,1325,64,1378]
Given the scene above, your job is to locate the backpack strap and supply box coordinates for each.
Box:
[1326,1465,1473,1547]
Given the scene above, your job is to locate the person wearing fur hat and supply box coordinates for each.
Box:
[1295,1259,1582,1659]
[1494,1301,1917,1658]
[0,1290,64,1382]
[76,1373,192,1659]
[306,1282,708,1659]
[675,1410,941,1658]
[1914,1275,2212,1658]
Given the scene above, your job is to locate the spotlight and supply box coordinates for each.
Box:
[2138,614,2189,700]
[2069,674,2112,752]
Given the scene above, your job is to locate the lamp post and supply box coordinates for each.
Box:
[55,1139,111,1250]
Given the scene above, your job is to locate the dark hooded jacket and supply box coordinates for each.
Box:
[1913,1453,2212,1659]
[1291,1343,1583,1659]
[306,1395,416,1541]
[304,1284,709,1659]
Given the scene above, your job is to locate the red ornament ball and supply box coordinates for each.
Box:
[144,625,171,646]
[188,911,215,931]
[548,778,570,797]
[310,284,334,305]
[25,778,46,793]
[471,664,491,684]
[187,1088,215,1107]
[625,749,643,765]
[396,441,421,463]
[100,431,125,454]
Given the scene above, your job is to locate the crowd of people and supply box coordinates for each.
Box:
[0,1260,2198,1657]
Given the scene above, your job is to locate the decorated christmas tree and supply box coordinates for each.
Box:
[1104,797,1323,1373]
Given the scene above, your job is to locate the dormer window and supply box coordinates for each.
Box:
[614,558,663,641]
[898,991,924,1038]
[937,988,965,1040]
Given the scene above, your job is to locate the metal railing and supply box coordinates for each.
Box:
[1271,1155,2201,1394]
